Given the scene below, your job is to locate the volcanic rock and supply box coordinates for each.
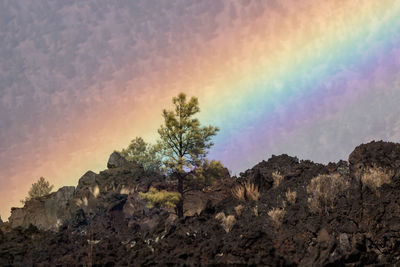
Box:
[3,141,400,266]
[349,140,400,178]
[8,186,76,231]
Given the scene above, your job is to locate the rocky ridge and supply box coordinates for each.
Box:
[1,141,400,266]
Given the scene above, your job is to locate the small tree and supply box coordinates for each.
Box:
[158,93,219,217]
[21,177,54,204]
[120,137,162,172]
[188,159,228,189]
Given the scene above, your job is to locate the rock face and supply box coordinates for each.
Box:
[8,186,76,231]
[2,141,400,266]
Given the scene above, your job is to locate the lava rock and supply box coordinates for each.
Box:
[107,151,129,169]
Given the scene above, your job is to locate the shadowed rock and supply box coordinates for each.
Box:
[3,141,400,266]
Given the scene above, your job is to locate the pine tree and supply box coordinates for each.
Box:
[158,93,219,217]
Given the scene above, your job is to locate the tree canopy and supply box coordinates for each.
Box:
[120,137,162,172]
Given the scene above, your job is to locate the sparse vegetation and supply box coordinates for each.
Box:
[234,205,243,216]
[139,187,181,209]
[232,181,260,202]
[215,212,236,233]
[268,207,286,228]
[361,164,394,193]
[21,177,54,204]
[272,171,284,188]
[285,189,297,204]
[306,173,350,214]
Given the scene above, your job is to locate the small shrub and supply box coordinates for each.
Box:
[232,181,259,202]
[268,207,286,228]
[272,171,284,188]
[285,189,297,204]
[215,212,236,233]
[361,164,394,193]
[306,173,349,214]
[234,205,243,216]
[139,187,181,209]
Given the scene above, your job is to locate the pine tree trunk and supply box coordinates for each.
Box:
[177,173,184,218]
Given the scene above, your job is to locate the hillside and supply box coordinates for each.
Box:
[1,141,400,266]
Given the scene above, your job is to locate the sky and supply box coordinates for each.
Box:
[1,0,400,220]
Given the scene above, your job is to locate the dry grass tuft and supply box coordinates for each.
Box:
[285,189,297,204]
[361,164,394,193]
[272,171,284,188]
[253,206,258,217]
[75,196,88,207]
[234,205,243,216]
[245,182,260,202]
[232,185,246,202]
[120,186,132,195]
[306,173,349,214]
[90,185,100,198]
[232,182,260,202]
[215,212,236,233]
[268,207,286,228]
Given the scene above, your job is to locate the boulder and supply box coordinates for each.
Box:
[123,193,148,219]
[107,152,129,169]
[76,171,98,193]
[8,186,76,231]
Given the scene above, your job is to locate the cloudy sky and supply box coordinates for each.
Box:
[1,0,399,219]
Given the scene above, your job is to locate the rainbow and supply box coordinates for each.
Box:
[185,0,400,170]
[2,0,400,219]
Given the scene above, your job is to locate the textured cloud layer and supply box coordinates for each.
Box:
[1,0,399,219]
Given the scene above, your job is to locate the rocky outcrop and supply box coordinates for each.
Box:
[8,186,76,231]
[7,151,160,231]
[3,141,400,266]
[349,140,400,178]
[107,151,131,169]
[76,171,97,193]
